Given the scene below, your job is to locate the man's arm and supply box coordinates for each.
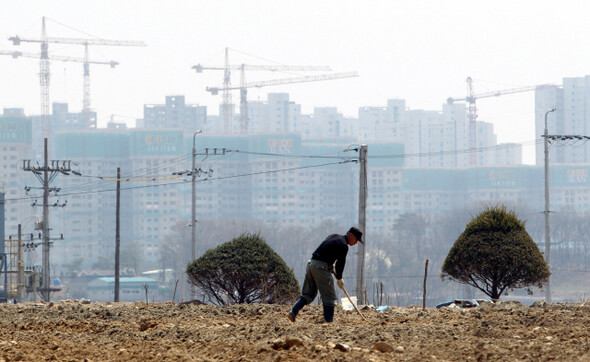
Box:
[334,247,348,279]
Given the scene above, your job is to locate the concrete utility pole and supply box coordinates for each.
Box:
[17,224,24,301]
[542,113,590,303]
[41,139,50,301]
[115,167,121,302]
[191,130,202,300]
[0,191,5,302]
[23,138,69,302]
[174,140,225,301]
[356,145,368,304]
[544,108,556,303]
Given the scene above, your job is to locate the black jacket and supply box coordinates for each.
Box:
[311,234,349,279]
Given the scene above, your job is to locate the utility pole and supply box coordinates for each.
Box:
[17,224,24,301]
[23,138,69,302]
[356,145,368,304]
[0,191,4,301]
[173,142,224,301]
[0,191,5,303]
[41,138,51,301]
[191,130,202,300]
[115,167,121,302]
[544,108,556,302]
[543,129,590,302]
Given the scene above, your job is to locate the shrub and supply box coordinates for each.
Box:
[187,233,299,305]
[441,206,550,300]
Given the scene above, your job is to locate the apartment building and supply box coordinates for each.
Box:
[535,76,590,165]
[356,98,519,168]
[141,95,207,132]
[52,130,132,269]
[126,129,188,266]
[0,112,34,238]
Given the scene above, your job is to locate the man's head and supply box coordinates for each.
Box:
[347,227,364,246]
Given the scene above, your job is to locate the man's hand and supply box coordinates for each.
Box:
[337,279,345,290]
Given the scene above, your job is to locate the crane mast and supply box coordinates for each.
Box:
[83,44,92,128]
[467,77,476,165]
[240,64,247,134]
[222,48,232,134]
[40,17,50,141]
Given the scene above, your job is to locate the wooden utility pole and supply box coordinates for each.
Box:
[423,259,429,309]
[114,167,120,302]
[356,145,367,304]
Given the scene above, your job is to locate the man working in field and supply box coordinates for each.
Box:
[287,227,363,323]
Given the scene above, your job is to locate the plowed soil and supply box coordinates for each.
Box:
[0,300,589,361]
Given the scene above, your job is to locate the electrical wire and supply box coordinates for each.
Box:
[15,148,213,202]
[227,149,354,159]
[5,160,351,202]
[44,150,203,196]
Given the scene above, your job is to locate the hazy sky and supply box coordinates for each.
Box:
[2,1,590,164]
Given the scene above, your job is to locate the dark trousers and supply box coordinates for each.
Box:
[300,259,337,307]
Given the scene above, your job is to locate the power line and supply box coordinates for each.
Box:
[14,152,225,201]
[227,149,353,159]
[37,150,206,197]
[5,160,350,202]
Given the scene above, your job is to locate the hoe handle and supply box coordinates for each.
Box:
[335,273,367,321]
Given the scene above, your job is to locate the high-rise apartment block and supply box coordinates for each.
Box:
[0,112,33,238]
[357,98,518,167]
[141,95,207,131]
[535,76,590,165]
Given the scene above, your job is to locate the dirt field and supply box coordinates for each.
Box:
[0,300,589,361]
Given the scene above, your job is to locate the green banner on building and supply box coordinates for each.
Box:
[0,117,31,144]
[129,130,183,157]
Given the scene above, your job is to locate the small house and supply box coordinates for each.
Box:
[87,277,158,302]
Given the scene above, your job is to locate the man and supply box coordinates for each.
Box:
[287,226,363,323]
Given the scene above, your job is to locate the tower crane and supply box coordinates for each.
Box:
[193,47,332,134]
[447,76,555,165]
[8,16,146,137]
[0,49,118,129]
[205,71,359,134]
